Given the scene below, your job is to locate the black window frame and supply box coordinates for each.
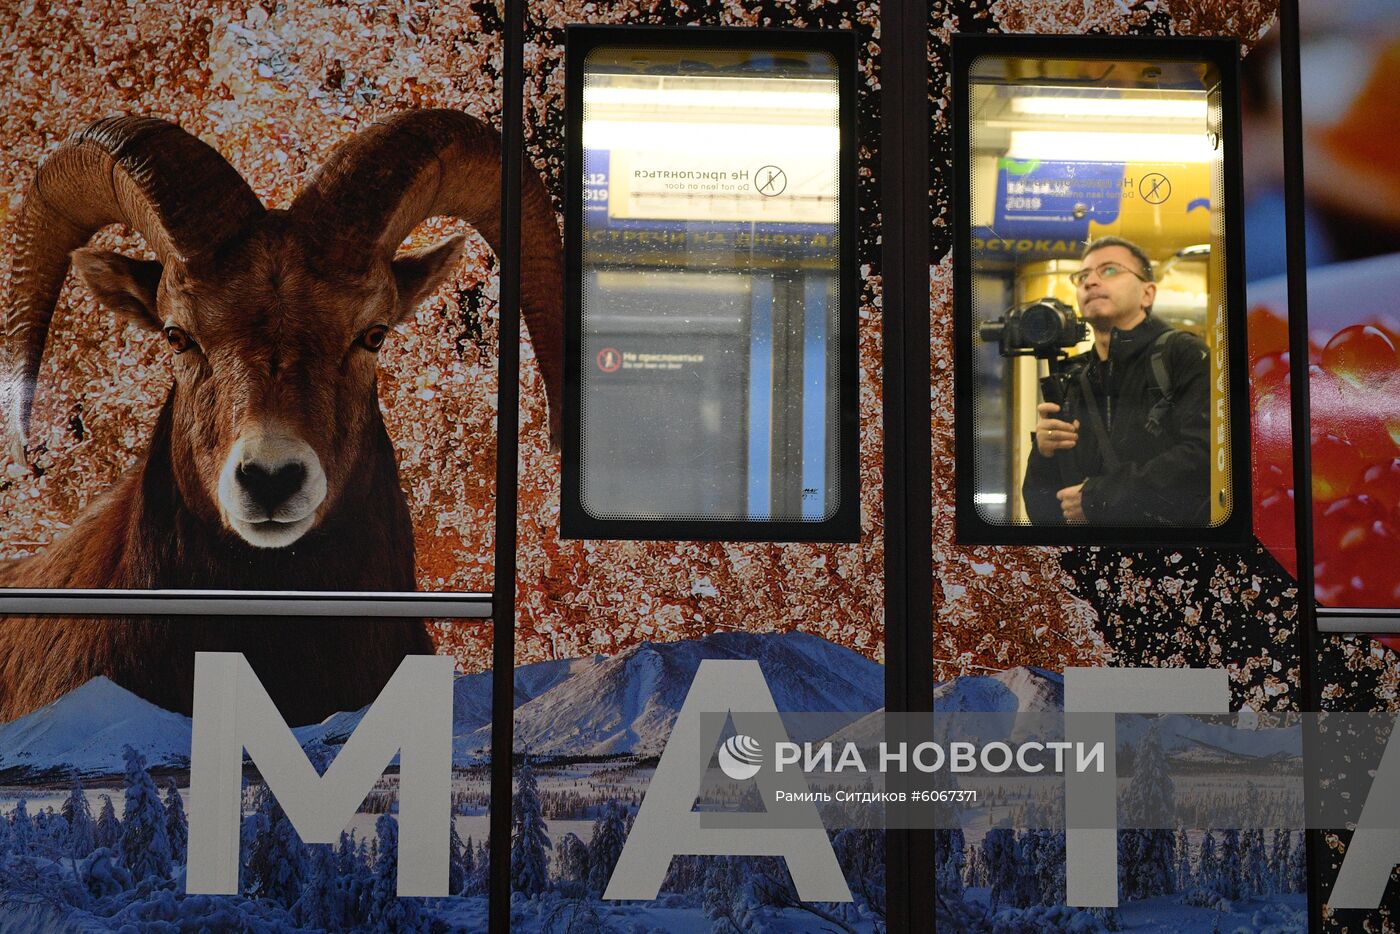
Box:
[560,24,862,543]
[950,33,1254,547]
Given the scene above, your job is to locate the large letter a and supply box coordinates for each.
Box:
[603,659,851,901]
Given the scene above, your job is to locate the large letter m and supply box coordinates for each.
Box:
[186,652,453,897]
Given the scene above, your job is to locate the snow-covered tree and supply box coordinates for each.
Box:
[964,843,987,889]
[703,857,737,922]
[1269,829,1290,894]
[242,784,308,906]
[1288,831,1307,894]
[364,814,430,932]
[336,830,359,875]
[163,780,188,865]
[934,828,966,900]
[36,807,67,857]
[1217,829,1244,900]
[94,795,120,851]
[1014,830,1045,907]
[1033,830,1066,906]
[62,781,95,860]
[302,739,335,776]
[119,746,171,880]
[555,831,590,885]
[983,827,1023,910]
[1244,828,1269,896]
[296,843,336,929]
[1119,723,1176,900]
[725,879,766,934]
[472,837,490,895]
[662,854,706,895]
[9,799,33,854]
[463,834,477,881]
[587,801,627,897]
[1174,828,1191,892]
[834,826,887,920]
[542,898,607,933]
[1197,830,1219,891]
[449,817,468,896]
[511,757,551,896]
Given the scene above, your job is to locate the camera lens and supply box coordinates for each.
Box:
[1019,302,1060,348]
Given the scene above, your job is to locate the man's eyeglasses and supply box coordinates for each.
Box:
[1069,262,1150,287]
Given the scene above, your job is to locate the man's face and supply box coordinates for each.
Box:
[1074,245,1156,328]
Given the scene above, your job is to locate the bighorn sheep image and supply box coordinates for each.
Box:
[0,111,563,722]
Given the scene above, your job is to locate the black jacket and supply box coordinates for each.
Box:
[1022,315,1211,527]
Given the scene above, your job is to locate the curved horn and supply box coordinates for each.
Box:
[2,116,264,450]
[289,109,563,444]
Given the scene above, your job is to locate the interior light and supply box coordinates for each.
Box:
[1006,130,1218,163]
[582,120,840,154]
[1009,96,1208,120]
[584,85,839,112]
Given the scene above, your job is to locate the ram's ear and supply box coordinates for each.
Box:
[70,249,164,332]
[391,234,467,324]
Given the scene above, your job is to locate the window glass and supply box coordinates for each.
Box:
[957,46,1247,543]
[570,45,851,534]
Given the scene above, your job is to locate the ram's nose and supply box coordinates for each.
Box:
[235,460,308,514]
[218,429,327,548]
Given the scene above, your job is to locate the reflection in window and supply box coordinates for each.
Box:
[577,49,843,524]
[966,56,1232,530]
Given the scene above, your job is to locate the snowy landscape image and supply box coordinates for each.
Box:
[0,632,1307,932]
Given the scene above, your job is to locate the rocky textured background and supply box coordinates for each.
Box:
[925,0,1325,716]
[2,0,1394,724]
[0,1,512,608]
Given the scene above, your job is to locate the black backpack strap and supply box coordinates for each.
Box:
[1144,330,1182,437]
[1076,365,1121,473]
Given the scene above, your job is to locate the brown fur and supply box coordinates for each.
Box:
[0,286,433,721]
[0,111,563,724]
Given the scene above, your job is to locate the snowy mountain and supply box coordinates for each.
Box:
[0,643,1300,783]
[0,677,191,781]
[1116,714,1301,765]
[922,667,1065,714]
[991,667,1064,711]
[292,655,610,762]
[289,631,880,761]
[294,667,505,748]
[514,655,603,704]
[820,667,1296,768]
[821,667,1064,748]
[468,631,885,758]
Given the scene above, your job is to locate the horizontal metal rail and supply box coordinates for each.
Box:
[0,589,492,618]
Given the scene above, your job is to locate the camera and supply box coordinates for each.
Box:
[978,297,1087,358]
[978,296,1088,422]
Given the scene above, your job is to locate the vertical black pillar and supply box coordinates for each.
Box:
[882,0,936,928]
[489,0,525,929]
[1277,1,1324,930]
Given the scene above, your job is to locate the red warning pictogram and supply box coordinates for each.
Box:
[596,347,622,373]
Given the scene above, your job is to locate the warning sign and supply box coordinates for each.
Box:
[607,150,834,224]
[1139,172,1172,204]
[597,348,622,373]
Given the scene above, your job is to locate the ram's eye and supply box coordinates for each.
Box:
[358,324,390,352]
[163,326,195,354]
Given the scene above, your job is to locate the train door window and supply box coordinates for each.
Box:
[951,35,1253,546]
[562,27,858,541]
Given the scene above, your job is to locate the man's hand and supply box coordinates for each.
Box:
[1057,482,1086,524]
[1035,403,1079,458]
